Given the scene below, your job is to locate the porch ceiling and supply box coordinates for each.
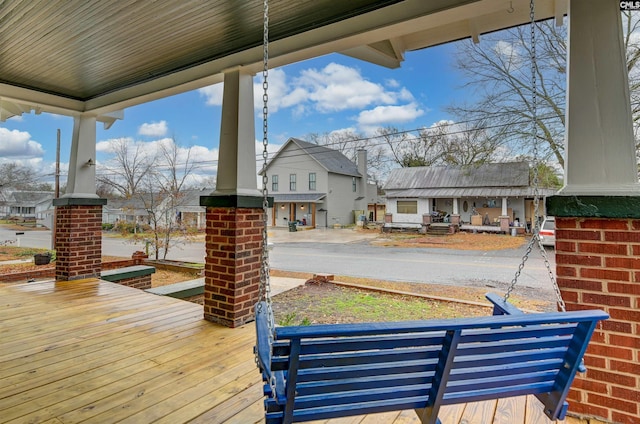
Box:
[0,0,566,118]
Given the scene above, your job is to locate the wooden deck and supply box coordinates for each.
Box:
[0,279,588,424]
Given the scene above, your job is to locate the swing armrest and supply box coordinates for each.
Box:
[254,303,288,404]
[486,292,525,315]
[485,293,587,372]
[255,302,274,380]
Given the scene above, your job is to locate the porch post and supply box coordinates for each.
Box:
[272,204,276,227]
[450,198,460,225]
[546,1,640,422]
[499,197,510,232]
[200,67,270,328]
[53,115,106,281]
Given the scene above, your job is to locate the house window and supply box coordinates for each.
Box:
[309,173,316,190]
[352,177,357,192]
[397,200,418,214]
[271,175,278,192]
[290,174,296,191]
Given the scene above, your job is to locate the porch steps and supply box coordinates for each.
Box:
[426,223,450,236]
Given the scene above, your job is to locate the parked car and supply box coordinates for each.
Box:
[539,216,555,248]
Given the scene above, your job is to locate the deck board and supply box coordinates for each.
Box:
[0,279,586,424]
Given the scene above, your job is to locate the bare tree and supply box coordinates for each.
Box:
[0,163,51,200]
[438,120,508,165]
[448,14,640,168]
[378,121,504,168]
[447,19,566,167]
[136,138,198,260]
[307,130,392,185]
[97,138,156,198]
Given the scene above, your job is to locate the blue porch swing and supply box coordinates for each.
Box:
[253,1,608,423]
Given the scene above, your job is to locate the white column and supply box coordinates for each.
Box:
[560,0,640,195]
[452,198,459,215]
[63,115,98,198]
[215,68,261,197]
[501,197,508,216]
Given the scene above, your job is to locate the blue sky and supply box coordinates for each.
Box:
[0,42,468,186]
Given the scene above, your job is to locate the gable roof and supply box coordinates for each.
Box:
[385,162,529,190]
[1,191,54,206]
[383,162,557,198]
[265,138,361,178]
[175,188,215,212]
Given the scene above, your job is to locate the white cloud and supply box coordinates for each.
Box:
[96,137,135,153]
[138,120,168,137]
[385,79,400,88]
[252,68,308,113]
[198,62,424,134]
[199,84,224,106]
[298,63,397,112]
[357,103,424,133]
[494,40,517,60]
[0,128,45,158]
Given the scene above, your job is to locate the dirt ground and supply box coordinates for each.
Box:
[268,269,555,325]
[371,231,526,250]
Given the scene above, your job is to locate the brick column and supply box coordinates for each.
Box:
[53,198,106,281]
[499,216,510,233]
[201,195,271,328]
[548,196,640,423]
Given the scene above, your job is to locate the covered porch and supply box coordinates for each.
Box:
[270,194,326,229]
[1,0,639,422]
[0,278,587,424]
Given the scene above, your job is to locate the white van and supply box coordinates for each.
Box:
[539,216,555,248]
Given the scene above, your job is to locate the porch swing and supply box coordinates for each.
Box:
[253,1,608,423]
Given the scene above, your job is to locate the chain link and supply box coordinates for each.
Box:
[504,0,565,311]
[255,0,277,385]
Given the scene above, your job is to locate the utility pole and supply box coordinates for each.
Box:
[52,129,60,250]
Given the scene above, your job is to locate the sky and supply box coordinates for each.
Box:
[0,41,471,187]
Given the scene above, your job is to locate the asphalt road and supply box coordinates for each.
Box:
[0,226,557,301]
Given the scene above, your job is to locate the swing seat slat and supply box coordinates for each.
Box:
[255,297,607,424]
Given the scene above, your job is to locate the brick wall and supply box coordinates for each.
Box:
[1,267,54,282]
[0,253,147,284]
[55,205,103,281]
[110,274,152,290]
[556,217,639,424]
[203,207,264,328]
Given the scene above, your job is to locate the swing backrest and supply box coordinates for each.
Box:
[255,301,607,424]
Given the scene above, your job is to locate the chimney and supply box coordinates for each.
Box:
[357,149,368,207]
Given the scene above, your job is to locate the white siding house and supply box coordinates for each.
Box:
[262,138,375,228]
[383,162,557,231]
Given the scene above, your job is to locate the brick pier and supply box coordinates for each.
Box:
[548,195,640,424]
[53,199,106,281]
[201,200,267,328]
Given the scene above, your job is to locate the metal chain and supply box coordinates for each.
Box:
[504,0,565,311]
[258,0,271,308]
[255,0,278,390]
